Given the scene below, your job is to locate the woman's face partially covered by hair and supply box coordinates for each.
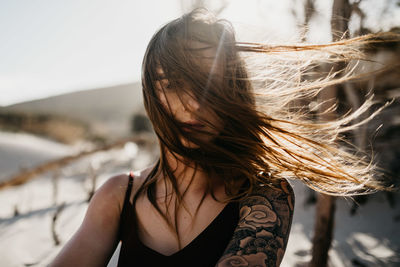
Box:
[142,9,252,154]
[154,44,223,148]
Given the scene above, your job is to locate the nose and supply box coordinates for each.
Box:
[184,94,200,111]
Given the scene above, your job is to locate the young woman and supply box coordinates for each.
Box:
[50,8,392,267]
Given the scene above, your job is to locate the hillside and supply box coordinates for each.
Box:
[2,83,144,139]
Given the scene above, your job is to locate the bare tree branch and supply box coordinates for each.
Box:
[0,135,153,190]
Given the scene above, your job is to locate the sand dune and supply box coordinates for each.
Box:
[0,132,76,182]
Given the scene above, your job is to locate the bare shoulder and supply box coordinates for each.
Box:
[95,165,154,209]
[49,174,130,266]
[94,174,130,213]
[100,174,130,196]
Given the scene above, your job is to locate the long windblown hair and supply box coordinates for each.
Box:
[138,8,396,239]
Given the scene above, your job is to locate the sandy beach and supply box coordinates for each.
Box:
[0,131,398,267]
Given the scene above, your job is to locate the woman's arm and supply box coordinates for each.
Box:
[216,179,295,267]
[50,174,129,267]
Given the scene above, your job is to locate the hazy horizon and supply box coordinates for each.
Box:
[0,80,140,107]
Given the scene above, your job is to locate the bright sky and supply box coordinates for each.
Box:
[0,0,398,106]
[0,0,182,106]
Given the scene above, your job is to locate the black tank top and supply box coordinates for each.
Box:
[117,173,239,267]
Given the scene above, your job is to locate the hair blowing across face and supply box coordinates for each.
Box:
[138,8,396,232]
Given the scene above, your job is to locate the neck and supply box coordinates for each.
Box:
[156,149,221,197]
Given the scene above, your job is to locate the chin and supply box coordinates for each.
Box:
[180,137,200,149]
[180,134,216,149]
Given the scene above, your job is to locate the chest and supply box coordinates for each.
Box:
[134,193,230,256]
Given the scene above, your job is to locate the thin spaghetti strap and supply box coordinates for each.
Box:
[123,171,134,206]
[118,172,134,241]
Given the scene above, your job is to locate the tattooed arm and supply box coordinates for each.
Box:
[216,179,295,267]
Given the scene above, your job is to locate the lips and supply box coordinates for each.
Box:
[182,120,205,131]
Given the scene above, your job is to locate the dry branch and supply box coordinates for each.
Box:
[0,135,153,190]
[51,202,66,246]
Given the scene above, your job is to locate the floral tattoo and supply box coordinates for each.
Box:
[216,180,295,267]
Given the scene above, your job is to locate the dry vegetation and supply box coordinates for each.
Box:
[0,111,105,144]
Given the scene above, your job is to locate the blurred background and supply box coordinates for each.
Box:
[0,0,399,266]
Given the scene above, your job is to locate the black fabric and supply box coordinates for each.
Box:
[117,173,239,267]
